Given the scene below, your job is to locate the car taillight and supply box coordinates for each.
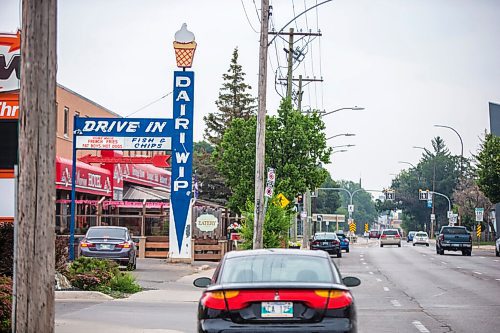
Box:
[332,240,339,245]
[116,242,131,248]
[80,241,95,248]
[312,240,320,246]
[315,290,353,309]
[380,234,386,239]
[439,235,444,241]
[201,290,239,310]
[469,235,472,242]
[395,234,400,238]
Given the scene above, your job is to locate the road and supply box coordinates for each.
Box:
[55,242,500,332]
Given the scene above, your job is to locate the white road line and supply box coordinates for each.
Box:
[480,256,485,259]
[362,262,367,265]
[360,258,365,261]
[369,271,374,275]
[412,320,430,333]
[390,300,401,307]
[383,287,390,292]
[456,266,462,269]
[495,279,500,281]
[473,271,483,275]
[441,261,447,265]
[494,260,499,262]
[376,278,382,282]
[430,258,435,260]
[422,254,427,257]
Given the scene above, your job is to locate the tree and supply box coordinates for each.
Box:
[476,133,500,204]
[314,173,341,214]
[203,47,257,146]
[192,141,230,205]
[215,99,332,213]
[452,178,493,233]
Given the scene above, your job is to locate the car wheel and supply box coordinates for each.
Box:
[380,244,383,247]
[461,250,467,256]
[413,243,416,246]
[127,256,136,271]
[346,248,349,253]
[398,243,401,247]
[467,250,472,256]
[426,243,429,247]
[496,249,500,257]
[337,251,342,258]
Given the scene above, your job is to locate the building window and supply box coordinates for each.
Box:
[63,107,69,137]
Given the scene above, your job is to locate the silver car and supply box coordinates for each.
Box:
[380,229,402,247]
[79,226,137,270]
[496,237,499,257]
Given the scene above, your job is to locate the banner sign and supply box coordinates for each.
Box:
[169,71,194,258]
[74,117,172,150]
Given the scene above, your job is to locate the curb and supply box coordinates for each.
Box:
[55,290,113,301]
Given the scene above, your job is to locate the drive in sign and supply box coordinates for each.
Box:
[75,118,172,150]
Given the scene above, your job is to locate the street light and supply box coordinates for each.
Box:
[319,106,365,118]
[434,124,464,176]
[331,149,348,154]
[413,146,437,236]
[331,144,355,149]
[326,133,355,141]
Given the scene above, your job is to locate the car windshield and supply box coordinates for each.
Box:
[383,230,399,235]
[314,232,337,240]
[416,232,428,237]
[86,228,126,239]
[442,227,468,235]
[219,254,339,284]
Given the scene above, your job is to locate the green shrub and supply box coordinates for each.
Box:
[0,223,14,277]
[66,257,141,297]
[240,199,292,249]
[0,276,12,332]
[109,273,142,294]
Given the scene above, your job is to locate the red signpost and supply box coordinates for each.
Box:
[78,154,171,168]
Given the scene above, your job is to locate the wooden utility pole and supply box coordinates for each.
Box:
[14,0,57,331]
[253,0,270,249]
[286,28,294,98]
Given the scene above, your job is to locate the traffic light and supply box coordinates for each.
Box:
[385,190,395,201]
[419,189,429,201]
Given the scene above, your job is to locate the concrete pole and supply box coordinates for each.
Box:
[253,0,270,249]
[14,0,57,331]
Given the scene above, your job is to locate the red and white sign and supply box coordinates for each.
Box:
[0,31,21,94]
[119,163,171,189]
[55,157,112,196]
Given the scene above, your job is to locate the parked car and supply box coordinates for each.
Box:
[379,229,401,247]
[407,231,417,243]
[436,226,472,256]
[369,230,380,239]
[336,231,350,253]
[496,237,500,257]
[310,232,342,258]
[193,249,361,333]
[412,231,429,246]
[79,226,137,270]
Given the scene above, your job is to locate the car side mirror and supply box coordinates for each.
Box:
[193,277,212,288]
[342,276,361,287]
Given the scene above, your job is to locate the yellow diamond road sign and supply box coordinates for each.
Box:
[276,193,290,208]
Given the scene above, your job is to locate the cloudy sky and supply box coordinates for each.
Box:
[1,0,499,193]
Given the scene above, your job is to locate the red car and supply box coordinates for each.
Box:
[368,230,380,239]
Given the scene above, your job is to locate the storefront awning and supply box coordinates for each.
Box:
[56,156,112,196]
[122,185,170,201]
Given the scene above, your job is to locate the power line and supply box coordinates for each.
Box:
[124,92,172,118]
[241,0,259,33]
[252,0,261,22]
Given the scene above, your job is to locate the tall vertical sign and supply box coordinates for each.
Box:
[169,71,194,259]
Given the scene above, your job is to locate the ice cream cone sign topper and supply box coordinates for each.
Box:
[173,23,196,69]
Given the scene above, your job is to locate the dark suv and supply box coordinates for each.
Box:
[79,226,137,270]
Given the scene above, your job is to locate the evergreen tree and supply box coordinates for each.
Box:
[203,47,256,146]
[476,133,500,204]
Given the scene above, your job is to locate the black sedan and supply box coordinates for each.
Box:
[310,232,342,258]
[194,249,360,333]
[79,226,137,270]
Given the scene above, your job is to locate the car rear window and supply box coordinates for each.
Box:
[86,228,126,239]
[314,233,337,240]
[416,232,427,237]
[442,227,468,235]
[220,254,339,284]
[383,230,399,235]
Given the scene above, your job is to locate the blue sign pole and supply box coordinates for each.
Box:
[69,115,78,260]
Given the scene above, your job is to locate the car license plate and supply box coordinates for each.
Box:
[322,242,329,246]
[99,244,112,250]
[261,302,293,318]
[451,243,461,247]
